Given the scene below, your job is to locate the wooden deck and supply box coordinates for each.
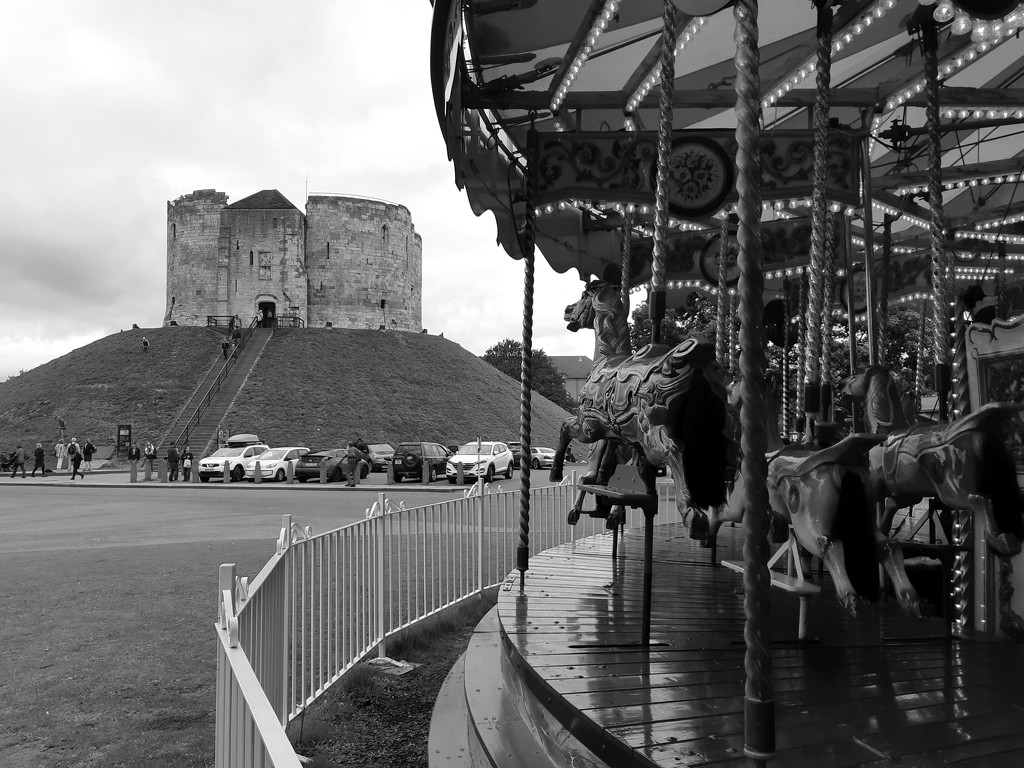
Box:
[494,522,1024,767]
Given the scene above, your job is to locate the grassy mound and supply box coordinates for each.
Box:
[0,327,223,451]
[222,328,570,449]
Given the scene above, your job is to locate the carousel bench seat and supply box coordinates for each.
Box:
[577,463,658,516]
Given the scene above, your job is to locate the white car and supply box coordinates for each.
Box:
[198,443,270,483]
[446,441,514,484]
[527,446,557,469]
[243,447,309,482]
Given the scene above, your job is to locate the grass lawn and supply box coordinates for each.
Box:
[0,537,494,768]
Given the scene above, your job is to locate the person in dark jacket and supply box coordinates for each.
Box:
[83,439,96,471]
[167,443,180,482]
[9,444,26,478]
[181,446,194,482]
[68,438,84,480]
[31,443,46,476]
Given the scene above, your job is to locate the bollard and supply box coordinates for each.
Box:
[191,463,199,483]
[158,461,167,483]
[254,460,261,484]
[144,460,152,482]
[130,460,138,483]
[286,460,294,484]
[457,463,464,485]
[422,460,430,484]
[223,462,231,483]
[320,461,327,484]
[386,461,395,485]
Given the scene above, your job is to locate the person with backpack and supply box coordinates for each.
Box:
[68,438,84,480]
[143,441,156,480]
[83,439,96,471]
[166,443,180,482]
[181,446,194,482]
[31,443,46,476]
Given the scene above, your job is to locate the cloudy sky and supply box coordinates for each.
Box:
[0,1,596,381]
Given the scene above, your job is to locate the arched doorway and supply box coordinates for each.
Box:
[257,300,276,328]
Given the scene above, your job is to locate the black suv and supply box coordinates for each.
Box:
[508,441,522,469]
[392,442,450,483]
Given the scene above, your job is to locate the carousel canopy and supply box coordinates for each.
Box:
[430,0,1024,314]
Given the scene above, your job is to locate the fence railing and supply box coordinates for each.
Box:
[173,315,259,450]
[214,476,658,767]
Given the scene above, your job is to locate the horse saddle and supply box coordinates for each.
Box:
[770,434,885,481]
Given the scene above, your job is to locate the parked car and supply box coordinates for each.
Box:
[198,442,270,482]
[508,441,522,469]
[392,441,450,483]
[294,448,370,483]
[365,443,395,472]
[446,441,515,484]
[243,447,309,482]
[527,446,557,470]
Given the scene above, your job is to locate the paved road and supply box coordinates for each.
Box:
[0,468,577,554]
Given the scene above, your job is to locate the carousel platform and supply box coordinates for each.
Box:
[429,522,1024,768]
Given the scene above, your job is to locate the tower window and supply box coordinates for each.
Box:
[250,250,254,266]
[327,242,330,259]
[172,223,176,240]
[382,224,388,243]
[236,240,239,250]
[320,281,323,290]
[273,217,278,228]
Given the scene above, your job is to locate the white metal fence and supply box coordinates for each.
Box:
[214,475,662,767]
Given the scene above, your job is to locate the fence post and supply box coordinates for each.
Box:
[569,470,577,544]
[476,478,485,593]
[377,493,387,658]
[279,514,291,723]
[218,563,236,628]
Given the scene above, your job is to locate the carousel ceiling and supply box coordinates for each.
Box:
[430,0,1024,313]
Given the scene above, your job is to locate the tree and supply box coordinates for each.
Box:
[483,339,575,410]
[629,292,720,351]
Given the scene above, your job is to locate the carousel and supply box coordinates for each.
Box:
[427,1,1024,765]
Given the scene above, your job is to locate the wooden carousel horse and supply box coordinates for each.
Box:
[549,279,732,523]
[841,365,1024,557]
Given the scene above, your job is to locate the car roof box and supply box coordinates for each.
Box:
[226,434,261,447]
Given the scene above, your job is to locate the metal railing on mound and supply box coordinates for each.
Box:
[173,315,259,450]
[213,474,654,767]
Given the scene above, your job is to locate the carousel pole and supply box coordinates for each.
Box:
[819,214,837,422]
[914,299,928,402]
[516,124,539,583]
[796,274,808,423]
[733,0,774,761]
[782,277,792,436]
[730,293,740,375]
[921,14,952,423]
[861,134,879,366]
[620,211,633,314]
[650,0,679,346]
[716,215,731,367]
[802,0,833,441]
[879,215,894,362]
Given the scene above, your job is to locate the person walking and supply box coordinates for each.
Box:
[143,441,156,480]
[54,438,67,471]
[129,441,141,478]
[142,336,150,352]
[221,337,230,359]
[167,443,180,482]
[69,438,84,480]
[181,446,194,482]
[9,445,26,478]
[83,439,96,471]
[31,443,46,476]
[344,441,363,487]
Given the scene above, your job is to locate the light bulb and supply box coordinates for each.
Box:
[933,2,954,22]
[951,14,972,35]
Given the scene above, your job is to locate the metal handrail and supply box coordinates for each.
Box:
[173,315,260,450]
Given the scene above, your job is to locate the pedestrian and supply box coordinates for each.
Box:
[129,441,141,475]
[344,441,360,486]
[68,438,84,480]
[54,437,67,470]
[142,336,150,352]
[143,441,156,480]
[9,444,26,478]
[181,445,194,482]
[31,442,46,476]
[167,443,180,482]
[83,439,96,471]
[221,337,230,359]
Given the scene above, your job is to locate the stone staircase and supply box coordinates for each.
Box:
[157,327,273,458]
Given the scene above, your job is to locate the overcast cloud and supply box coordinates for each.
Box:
[0,1,595,381]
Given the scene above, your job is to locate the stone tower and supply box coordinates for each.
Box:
[165,189,422,331]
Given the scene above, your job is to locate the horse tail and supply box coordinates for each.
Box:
[679,370,729,509]
[831,471,880,602]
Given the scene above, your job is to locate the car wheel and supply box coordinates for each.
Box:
[505,463,513,479]
[331,467,344,483]
[532,458,541,469]
[484,465,494,483]
[275,469,286,482]
[199,475,209,483]
[428,466,437,483]
[231,465,244,482]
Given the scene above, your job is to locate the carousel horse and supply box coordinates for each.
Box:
[548,279,732,522]
[841,365,1024,557]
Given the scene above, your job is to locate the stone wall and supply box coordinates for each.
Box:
[165,190,228,326]
[305,196,422,331]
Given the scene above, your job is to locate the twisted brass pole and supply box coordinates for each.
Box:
[796,274,808,418]
[650,0,679,345]
[819,213,837,406]
[516,127,538,580]
[620,211,633,315]
[716,215,730,366]
[879,216,893,362]
[734,0,774,760]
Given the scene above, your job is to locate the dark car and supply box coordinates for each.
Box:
[508,441,522,469]
[294,449,369,483]
[392,441,449,483]
[365,443,395,472]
